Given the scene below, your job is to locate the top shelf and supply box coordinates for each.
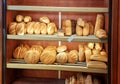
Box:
[7,5,108,13]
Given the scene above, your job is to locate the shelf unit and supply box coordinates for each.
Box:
[3,0,110,84]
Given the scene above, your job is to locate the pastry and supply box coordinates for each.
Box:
[24,16,32,23]
[40,23,47,34]
[76,25,83,36]
[47,22,56,35]
[33,22,41,34]
[16,15,24,22]
[13,44,29,59]
[8,22,17,35]
[56,52,68,64]
[94,14,104,34]
[39,16,50,24]
[68,50,78,63]
[16,22,25,35]
[90,54,108,62]
[83,22,90,36]
[77,18,85,27]
[84,46,92,63]
[87,61,107,69]
[88,42,94,49]
[95,43,103,51]
[26,22,35,34]
[57,45,67,53]
[24,49,40,64]
[78,44,85,62]
[95,29,108,39]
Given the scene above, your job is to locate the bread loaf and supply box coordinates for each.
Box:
[68,50,78,63]
[78,44,85,62]
[31,45,43,54]
[16,22,25,35]
[87,61,107,69]
[24,49,40,64]
[92,49,100,55]
[95,29,108,39]
[47,22,56,35]
[100,49,107,56]
[24,16,32,23]
[76,25,83,36]
[26,22,35,34]
[8,22,17,35]
[95,43,103,51]
[13,44,29,59]
[16,15,24,22]
[39,16,50,24]
[83,22,90,36]
[40,23,47,34]
[77,18,85,27]
[90,54,108,62]
[33,22,41,34]
[56,52,68,64]
[88,42,94,49]
[94,14,104,34]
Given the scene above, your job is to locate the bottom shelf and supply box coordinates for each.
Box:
[7,59,107,74]
[12,77,64,84]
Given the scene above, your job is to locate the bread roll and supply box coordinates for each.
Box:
[95,29,108,39]
[57,45,67,53]
[85,75,92,84]
[83,22,90,36]
[76,25,83,36]
[39,16,50,24]
[68,50,78,63]
[87,61,107,69]
[24,16,32,23]
[84,46,92,63]
[33,22,41,34]
[90,54,108,62]
[16,22,25,35]
[88,42,94,49]
[95,43,103,51]
[8,22,17,35]
[47,22,56,35]
[77,18,85,27]
[13,44,29,59]
[16,15,24,22]
[56,52,68,64]
[24,49,40,64]
[94,14,104,34]
[40,23,47,34]
[78,44,85,62]
[26,22,35,34]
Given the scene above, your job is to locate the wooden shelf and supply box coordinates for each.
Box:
[7,5,108,12]
[7,59,107,74]
[7,34,108,43]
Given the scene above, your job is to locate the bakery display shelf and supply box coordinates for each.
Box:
[7,34,108,43]
[7,5,108,12]
[7,59,107,74]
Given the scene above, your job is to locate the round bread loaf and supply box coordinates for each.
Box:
[57,45,67,53]
[24,16,32,23]
[16,15,24,22]
[68,50,78,63]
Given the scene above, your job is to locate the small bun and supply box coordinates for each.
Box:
[24,16,32,23]
[39,16,50,24]
[16,15,24,22]
[57,45,67,53]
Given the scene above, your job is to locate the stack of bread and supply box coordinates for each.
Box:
[76,18,94,36]
[8,15,57,35]
[65,73,101,84]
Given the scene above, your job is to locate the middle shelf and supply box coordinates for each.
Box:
[7,34,108,43]
[7,59,107,74]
